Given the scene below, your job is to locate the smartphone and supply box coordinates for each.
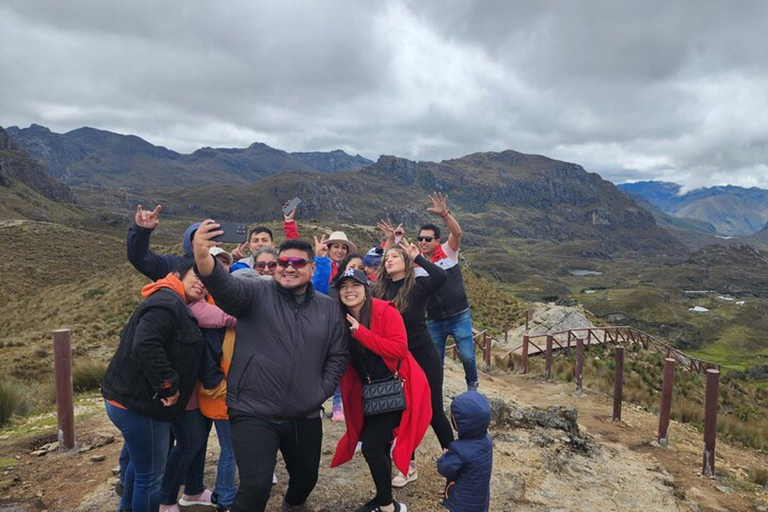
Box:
[282,197,302,216]
[210,222,248,244]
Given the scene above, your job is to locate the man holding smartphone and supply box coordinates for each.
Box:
[192,220,348,512]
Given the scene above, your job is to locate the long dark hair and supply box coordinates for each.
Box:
[332,253,364,282]
[337,277,373,352]
[372,247,416,313]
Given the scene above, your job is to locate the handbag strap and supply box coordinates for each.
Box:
[359,356,402,384]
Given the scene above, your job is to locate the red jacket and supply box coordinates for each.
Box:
[331,299,432,475]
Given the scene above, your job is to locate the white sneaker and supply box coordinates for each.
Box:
[391,461,417,488]
[273,472,278,484]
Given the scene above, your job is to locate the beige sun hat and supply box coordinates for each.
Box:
[209,246,234,265]
[325,231,357,254]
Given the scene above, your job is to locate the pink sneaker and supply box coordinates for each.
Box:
[332,405,345,423]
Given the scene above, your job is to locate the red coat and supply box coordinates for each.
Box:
[331,299,432,475]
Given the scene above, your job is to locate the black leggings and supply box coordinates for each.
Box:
[411,342,455,451]
[361,410,402,506]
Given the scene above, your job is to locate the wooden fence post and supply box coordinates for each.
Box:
[613,346,624,421]
[53,329,76,450]
[658,358,676,446]
[545,335,554,380]
[702,369,720,476]
[521,335,529,374]
[483,332,492,373]
[574,338,584,393]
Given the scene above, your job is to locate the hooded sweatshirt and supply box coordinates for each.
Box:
[102,274,205,420]
[437,391,493,512]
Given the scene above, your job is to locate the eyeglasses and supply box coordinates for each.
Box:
[255,261,278,270]
[276,257,312,269]
[416,236,434,242]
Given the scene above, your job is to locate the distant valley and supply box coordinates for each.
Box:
[619,181,768,236]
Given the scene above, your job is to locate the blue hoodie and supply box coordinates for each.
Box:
[437,391,493,512]
[127,222,200,281]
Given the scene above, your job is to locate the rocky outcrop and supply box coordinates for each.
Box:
[503,303,594,347]
[290,149,372,173]
[0,126,74,203]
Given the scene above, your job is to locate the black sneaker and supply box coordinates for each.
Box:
[355,499,378,512]
[356,500,407,512]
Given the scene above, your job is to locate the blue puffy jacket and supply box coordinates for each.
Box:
[437,391,493,512]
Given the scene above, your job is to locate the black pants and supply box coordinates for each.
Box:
[361,410,402,506]
[411,342,455,451]
[229,410,322,512]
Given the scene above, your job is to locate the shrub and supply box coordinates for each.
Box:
[72,359,108,393]
[748,468,768,487]
[0,379,32,427]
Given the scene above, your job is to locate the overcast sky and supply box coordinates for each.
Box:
[2,0,767,190]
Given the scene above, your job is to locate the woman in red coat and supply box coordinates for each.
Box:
[331,269,432,512]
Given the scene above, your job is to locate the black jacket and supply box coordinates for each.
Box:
[103,288,204,420]
[200,260,349,419]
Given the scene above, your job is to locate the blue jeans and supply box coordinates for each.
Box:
[106,402,171,512]
[160,408,212,504]
[332,385,343,409]
[213,419,237,507]
[428,309,479,387]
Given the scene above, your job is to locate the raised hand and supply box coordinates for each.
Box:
[394,223,405,242]
[346,313,360,333]
[231,241,249,261]
[135,204,162,230]
[427,192,449,217]
[314,234,329,258]
[192,219,223,276]
[399,239,420,260]
[377,219,396,240]
[283,200,298,222]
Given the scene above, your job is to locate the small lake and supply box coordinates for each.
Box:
[568,269,604,276]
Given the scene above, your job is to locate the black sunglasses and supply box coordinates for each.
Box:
[416,236,434,242]
[255,261,278,270]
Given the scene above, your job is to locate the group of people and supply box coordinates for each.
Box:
[103,192,493,512]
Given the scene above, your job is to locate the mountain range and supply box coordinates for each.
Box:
[619,181,768,236]
[4,124,372,190]
[1,124,686,266]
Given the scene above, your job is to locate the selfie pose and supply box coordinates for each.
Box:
[193,220,348,512]
[331,269,431,512]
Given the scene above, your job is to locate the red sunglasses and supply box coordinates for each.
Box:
[277,256,312,269]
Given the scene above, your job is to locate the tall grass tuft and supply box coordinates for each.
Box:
[0,379,32,427]
[72,359,108,393]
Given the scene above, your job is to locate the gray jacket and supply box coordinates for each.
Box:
[200,260,349,419]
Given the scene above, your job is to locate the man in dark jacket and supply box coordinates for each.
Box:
[193,219,349,512]
[437,391,493,512]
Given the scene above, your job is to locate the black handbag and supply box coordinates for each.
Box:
[361,361,406,416]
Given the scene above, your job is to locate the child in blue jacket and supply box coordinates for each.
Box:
[437,391,493,512]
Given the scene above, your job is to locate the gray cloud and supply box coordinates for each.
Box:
[2,0,768,189]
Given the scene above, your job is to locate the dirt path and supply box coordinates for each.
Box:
[1,361,766,511]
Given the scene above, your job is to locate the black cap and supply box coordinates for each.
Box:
[336,268,369,287]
